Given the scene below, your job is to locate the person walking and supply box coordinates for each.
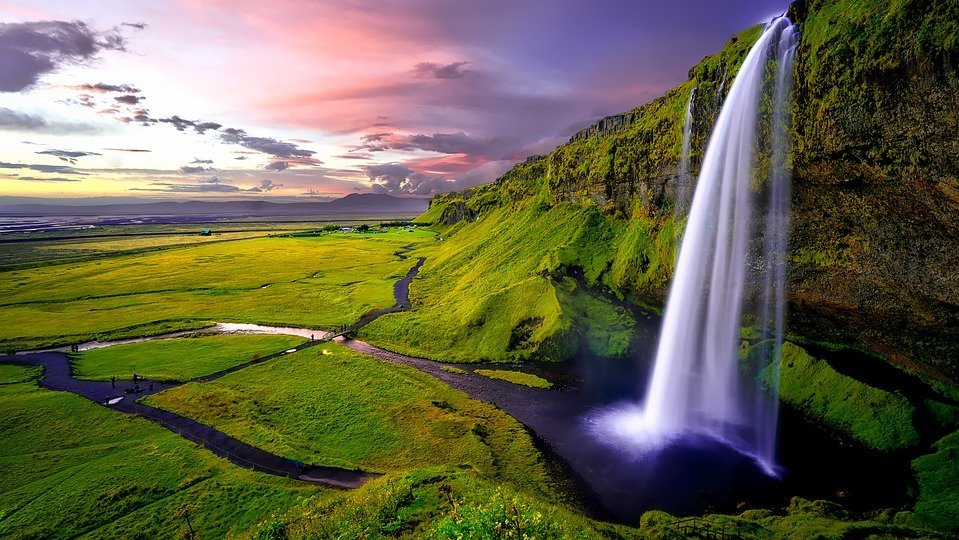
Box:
[111,376,116,388]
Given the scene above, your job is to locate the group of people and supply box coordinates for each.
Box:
[111,373,154,394]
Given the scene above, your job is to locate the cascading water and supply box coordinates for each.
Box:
[675,86,697,216]
[590,17,798,475]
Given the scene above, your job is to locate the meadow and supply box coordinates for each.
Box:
[144,341,552,485]
[0,228,433,353]
[0,364,319,539]
[74,333,306,382]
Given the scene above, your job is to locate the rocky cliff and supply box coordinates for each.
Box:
[423,0,959,380]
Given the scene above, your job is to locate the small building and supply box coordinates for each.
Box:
[340,226,354,232]
[199,229,212,236]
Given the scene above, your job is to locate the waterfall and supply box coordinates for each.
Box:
[592,17,798,475]
[675,87,697,216]
[715,69,727,109]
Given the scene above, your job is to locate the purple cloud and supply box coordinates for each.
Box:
[0,20,131,92]
[114,94,142,105]
[411,61,472,79]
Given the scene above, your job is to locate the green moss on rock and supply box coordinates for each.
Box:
[764,341,919,451]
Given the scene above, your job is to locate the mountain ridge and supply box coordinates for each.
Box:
[0,193,429,216]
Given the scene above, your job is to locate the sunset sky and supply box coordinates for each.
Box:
[0,1,784,202]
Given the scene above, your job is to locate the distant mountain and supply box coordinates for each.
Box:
[0,193,429,217]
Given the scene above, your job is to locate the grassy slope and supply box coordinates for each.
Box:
[911,430,959,532]
[249,468,635,540]
[0,230,431,353]
[0,372,317,539]
[756,341,919,451]
[474,369,552,389]
[74,333,305,382]
[145,342,551,490]
[361,200,646,363]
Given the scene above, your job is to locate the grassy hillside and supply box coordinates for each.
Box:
[363,199,658,362]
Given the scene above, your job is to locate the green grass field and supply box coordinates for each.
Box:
[0,229,433,353]
[145,342,552,488]
[73,333,305,382]
[0,369,319,539]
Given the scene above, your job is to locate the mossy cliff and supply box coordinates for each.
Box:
[411,0,959,381]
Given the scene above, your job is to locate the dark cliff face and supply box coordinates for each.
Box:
[428,0,959,379]
[787,0,959,378]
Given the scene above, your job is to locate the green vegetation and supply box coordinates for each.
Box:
[0,377,317,538]
[361,201,643,363]
[145,342,551,486]
[0,229,432,353]
[911,430,959,532]
[251,467,631,539]
[0,364,40,384]
[474,369,552,389]
[74,333,305,382]
[638,496,939,540]
[759,341,919,451]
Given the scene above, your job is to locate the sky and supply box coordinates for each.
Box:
[0,1,785,202]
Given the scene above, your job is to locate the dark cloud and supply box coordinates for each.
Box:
[234,155,247,160]
[73,94,96,107]
[194,121,221,134]
[259,179,280,191]
[180,165,214,174]
[0,107,99,134]
[359,131,514,159]
[264,161,289,171]
[411,61,472,80]
[114,94,142,105]
[69,83,140,93]
[36,149,101,164]
[335,153,372,160]
[121,22,147,30]
[0,108,45,130]
[104,147,151,152]
[0,20,129,92]
[363,162,453,196]
[219,129,316,160]
[158,115,195,131]
[0,161,88,175]
[190,158,213,164]
[140,114,218,134]
[5,175,80,182]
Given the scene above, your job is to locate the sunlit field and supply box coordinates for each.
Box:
[0,229,433,352]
